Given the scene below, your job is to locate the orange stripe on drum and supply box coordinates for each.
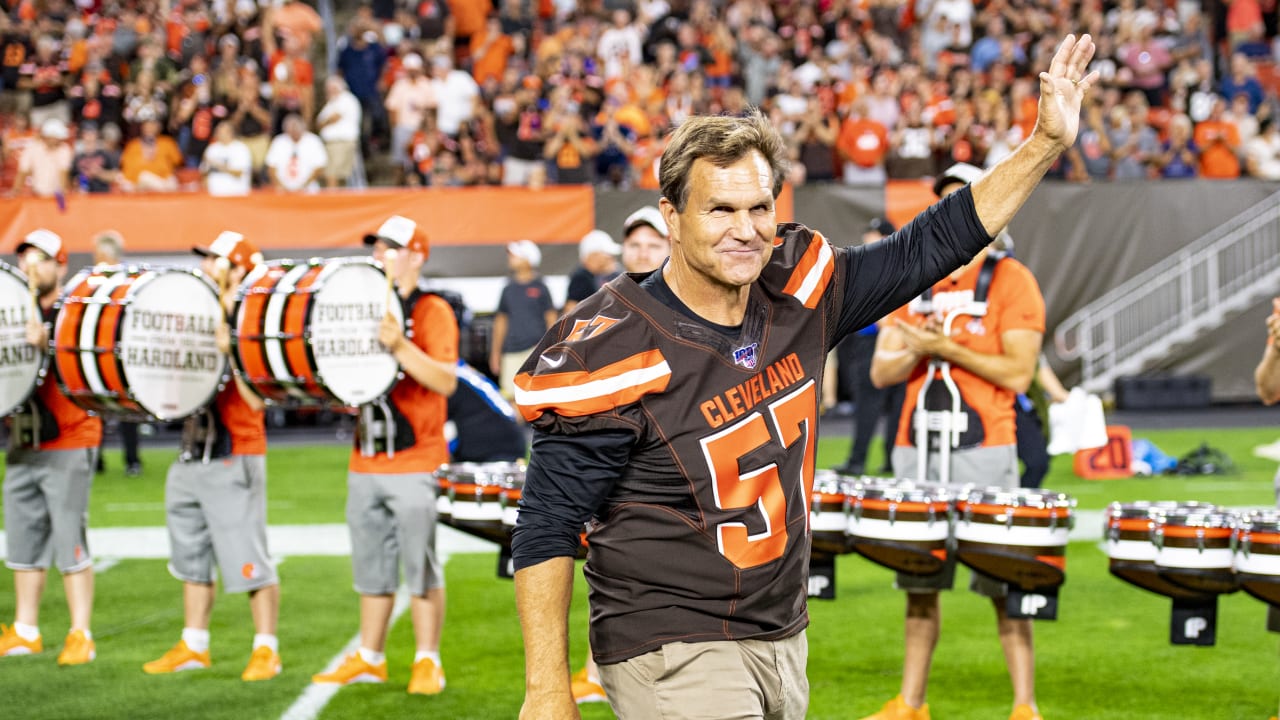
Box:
[1036,555,1067,570]
[1160,526,1234,540]
[957,502,1072,520]
[860,498,950,513]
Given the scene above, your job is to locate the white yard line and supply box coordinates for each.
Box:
[93,557,121,574]
[278,589,412,720]
[0,525,499,560]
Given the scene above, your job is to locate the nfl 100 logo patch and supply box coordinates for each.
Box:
[732,343,758,369]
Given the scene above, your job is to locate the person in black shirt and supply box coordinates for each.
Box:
[512,34,1099,720]
[561,230,620,316]
[72,124,119,193]
[489,239,557,400]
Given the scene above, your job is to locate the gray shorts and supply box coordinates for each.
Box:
[3,447,96,573]
[891,444,1019,597]
[347,472,442,596]
[165,455,277,593]
[599,632,808,720]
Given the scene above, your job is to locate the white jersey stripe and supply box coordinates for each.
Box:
[515,361,672,408]
[790,239,833,307]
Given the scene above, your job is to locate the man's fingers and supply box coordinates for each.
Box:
[1067,33,1095,79]
[1046,33,1074,79]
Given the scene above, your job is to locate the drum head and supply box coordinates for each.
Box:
[1239,574,1280,605]
[119,270,225,420]
[0,263,42,414]
[310,261,405,407]
[853,539,947,576]
[1109,560,1211,600]
[956,545,1065,591]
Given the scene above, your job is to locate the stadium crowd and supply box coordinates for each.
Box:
[2,0,1280,196]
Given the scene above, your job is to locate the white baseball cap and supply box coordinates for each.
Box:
[933,162,984,197]
[402,53,424,70]
[40,118,69,140]
[508,239,542,268]
[18,228,66,263]
[579,230,621,260]
[623,206,668,238]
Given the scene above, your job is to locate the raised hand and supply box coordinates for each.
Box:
[1035,34,1100,151]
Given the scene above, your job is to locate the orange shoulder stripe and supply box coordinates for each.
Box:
[514,348,670,421]
[781,231,835,309]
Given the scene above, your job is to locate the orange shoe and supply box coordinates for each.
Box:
[143,640,211,674]
[57,630,95,666]
[311,653,387,685]
[0,624,42,657]
[241,646,282,681]
[407,657,445,695]
[571,667,606,704]
[860,695,931,720]
[1010,705,1043,720]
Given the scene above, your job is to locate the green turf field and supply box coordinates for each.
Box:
[60,425,1280,528]
[1,549,1276,719]
[0,427,1278,719]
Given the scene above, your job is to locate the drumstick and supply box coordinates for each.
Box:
[383,248,398,310]
[213,256,233,326]
[24,249,40,306]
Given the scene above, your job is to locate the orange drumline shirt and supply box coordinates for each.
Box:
[889,256,1045,449]
[216,382,266,456]
[34,373,102,450]
[348,294,458,474]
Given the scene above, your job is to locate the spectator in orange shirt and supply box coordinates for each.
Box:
[269,35,315,132]
[470,15,514,86]
[0,114,36,190]
[837,98,890,185]
[266,0,324,52]
[1194,98,1242,178]
[119,117,183,192]
[447,0,493,62]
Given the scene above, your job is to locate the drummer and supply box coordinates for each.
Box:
[141,231,282,682]
[0,229,103,666]
[1253,296,1280,638]
[863,164,1048,720]
[311,215,458,695]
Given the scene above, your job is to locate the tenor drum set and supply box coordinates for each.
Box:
[812,472,1076,619]
[1103,500,1280,645]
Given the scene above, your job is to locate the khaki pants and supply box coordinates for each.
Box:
[499,351,529,399]
[598,633,808,720]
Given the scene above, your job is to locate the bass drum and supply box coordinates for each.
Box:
[0,260,44,415]
[234,258,404,408]
[54,265,225,421]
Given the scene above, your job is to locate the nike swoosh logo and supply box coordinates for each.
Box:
[542,353,566,369]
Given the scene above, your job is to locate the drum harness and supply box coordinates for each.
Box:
[356,286,430,458]
[10,308,58,452]
[913,252,1002,485]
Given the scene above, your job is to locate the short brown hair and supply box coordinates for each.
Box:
[658,110,789,213]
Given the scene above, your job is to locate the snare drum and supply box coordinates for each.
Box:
[54,266,225,420]
[810,470,853,554]
[1104,501,1209,599]
[0,261,44,416]
[849,479,952,576]
[955,488,1074,590]
[1154,505,1239,595]
[436,462,524,545]
[1234,510,1280,604]
[234,258,404,407]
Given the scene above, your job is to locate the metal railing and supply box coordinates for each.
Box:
[1054,189,1280,393]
